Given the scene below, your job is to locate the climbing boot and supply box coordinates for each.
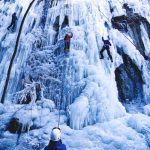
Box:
[65,48,69,52]
[100,56,104,59]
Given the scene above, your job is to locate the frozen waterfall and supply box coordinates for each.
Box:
[0,0,150,149]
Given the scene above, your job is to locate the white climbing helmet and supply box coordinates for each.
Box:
[51,127,61,141]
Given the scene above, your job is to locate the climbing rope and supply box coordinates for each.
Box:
[58,53,67,127]
[97,6,139,50]
[115,0,142,25]
[101,0,149,51]
[14,84,36,147]
[1,0,36,104]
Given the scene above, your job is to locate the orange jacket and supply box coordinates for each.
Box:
[64,33,73,42]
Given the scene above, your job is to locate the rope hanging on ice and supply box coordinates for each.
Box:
[97,6,139,50]
[0,0,36,104]
[57,51,69,127]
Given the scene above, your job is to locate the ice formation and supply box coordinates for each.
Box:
[0,0,150,149]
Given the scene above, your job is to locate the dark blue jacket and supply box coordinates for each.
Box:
[12,13,17,22]
[44,140,67,150]
[102,37,111,47]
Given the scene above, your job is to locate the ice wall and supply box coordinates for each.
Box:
[0,0,150,131]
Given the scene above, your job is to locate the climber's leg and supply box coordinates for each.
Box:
[67,41,70,51]
[106,48,113,62]
[11,23,15,31]
[64,41,70,52]
[100,46,105,59]
[11,22,16,32]
[7,22,13,30]
[64,40,67,51]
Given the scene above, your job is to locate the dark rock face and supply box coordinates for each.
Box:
[7,118,23,134]
[112,4,150,60]
[115,54,144,103]
[127,16,149,60]
[111,15,128,32]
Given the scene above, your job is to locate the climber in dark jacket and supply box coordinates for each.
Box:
[44,127,67,150]
[7,12,18,31]
[100,37,113,62]
[64,32,73,52]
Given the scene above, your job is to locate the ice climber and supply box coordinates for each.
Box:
[64,32,73,52]
[44,127,67,150]
[7,12,18,31]
[100,37,113,62]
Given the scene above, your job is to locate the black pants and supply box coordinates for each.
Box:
[100,46,113,62]
[64,41,70,51]
[7,21,16,31]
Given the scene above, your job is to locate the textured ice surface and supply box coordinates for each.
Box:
[0,0,150,149]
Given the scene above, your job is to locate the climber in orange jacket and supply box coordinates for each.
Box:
[64,32,73,51]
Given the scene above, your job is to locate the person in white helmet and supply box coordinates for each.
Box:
[44,127,67,150]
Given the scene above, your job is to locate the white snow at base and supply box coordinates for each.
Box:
[0,104,150,150]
